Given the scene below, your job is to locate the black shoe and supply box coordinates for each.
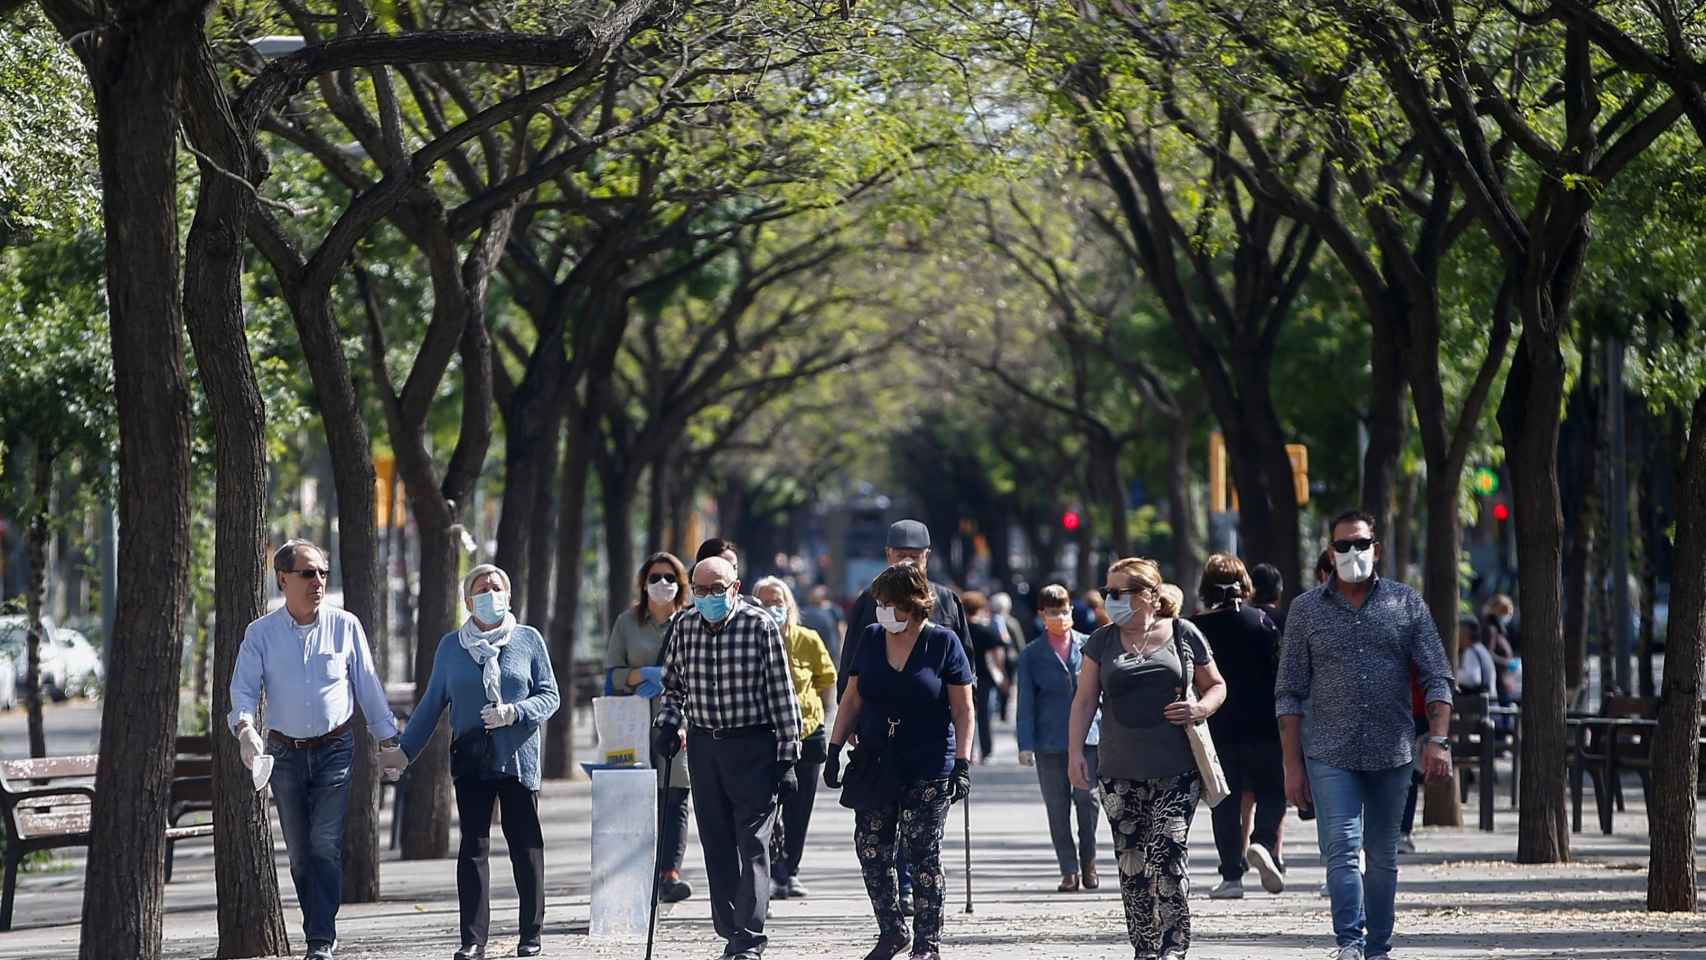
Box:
[659,875,693,903]
[452,945,484,960]
[862,931,910,960]
[305,942,335,960]
[898,891,915,916]
[517,941,542,957]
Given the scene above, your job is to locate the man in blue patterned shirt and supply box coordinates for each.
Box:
[1275,511,1453,960]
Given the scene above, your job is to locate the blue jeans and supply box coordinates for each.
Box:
[1306,759,1410,956]
[268,729,354,946]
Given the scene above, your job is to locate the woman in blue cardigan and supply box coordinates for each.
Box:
[1015,584,1101,893]
[400,563,560,960]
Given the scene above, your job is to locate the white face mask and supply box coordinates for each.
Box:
[875,604,909,634]
[1333,546,1376,584]
[647,579,680,603]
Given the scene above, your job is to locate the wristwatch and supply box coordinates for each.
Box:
[1424,735,1451,749]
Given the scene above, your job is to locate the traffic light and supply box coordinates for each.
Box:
[1493,502,1510,523]
[1061,510,1082,531]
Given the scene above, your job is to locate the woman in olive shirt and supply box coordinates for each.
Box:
[602,551,693,903]
[1070,557,1226,960]
[754,576,837,899]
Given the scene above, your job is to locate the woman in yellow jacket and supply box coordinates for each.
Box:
[754,576,837,900]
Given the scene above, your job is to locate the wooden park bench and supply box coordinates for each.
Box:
[1,752,217,931]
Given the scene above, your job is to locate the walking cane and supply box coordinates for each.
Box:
[645,757,673,960]
[962,790,973,914]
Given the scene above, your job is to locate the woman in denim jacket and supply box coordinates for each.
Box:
[1015,584,1102,892]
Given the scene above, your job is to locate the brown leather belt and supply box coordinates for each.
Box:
[268,719,352,750]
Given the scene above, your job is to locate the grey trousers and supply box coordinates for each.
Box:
[687,728,781,956]
[1035,748,1100,875]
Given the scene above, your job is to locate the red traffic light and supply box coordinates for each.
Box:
[1061,510,1081,531]
[1493,502,1510,522]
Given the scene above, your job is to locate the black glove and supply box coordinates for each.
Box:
[652,722,683,761]
[947,757,971,803]
[775,761,798,796]
[824,742,844,788]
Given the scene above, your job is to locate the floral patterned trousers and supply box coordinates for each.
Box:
[854,778,952,952]
[1099,772,1199,957]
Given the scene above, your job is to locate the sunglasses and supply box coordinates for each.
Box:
[646,572,677,584]
[1331,538,1377,554]
[289,568,329,581]
[1100,586,1154,602]
[690,584,732,598]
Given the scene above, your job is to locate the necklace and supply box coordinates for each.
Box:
[1120,620,1166,663]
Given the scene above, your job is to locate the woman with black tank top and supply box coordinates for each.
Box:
[1069,557,1226,960]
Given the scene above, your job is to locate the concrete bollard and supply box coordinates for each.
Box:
[589,767,658,940]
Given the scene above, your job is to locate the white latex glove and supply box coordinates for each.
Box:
[237,724,267,770]
[1017,750,1035,768]
[377,743,408,782]
[482,702,520,730]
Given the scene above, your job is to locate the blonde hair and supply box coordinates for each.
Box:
[1158,584,1184,618]
[1107,557,1163,593]
[752,576,800,630]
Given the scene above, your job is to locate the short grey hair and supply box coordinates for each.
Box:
[273,539,324,574]
[463,563,512,599]
[751,576,798,631]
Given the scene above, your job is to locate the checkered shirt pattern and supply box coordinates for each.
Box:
[657,600,802,762]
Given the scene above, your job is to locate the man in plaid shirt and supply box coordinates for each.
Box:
[655,555,802,960]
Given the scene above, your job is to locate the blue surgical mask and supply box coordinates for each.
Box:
[1103,597,1134,626]
[765,605,788,627]
[473,589,509,623]
[694,591,733,623]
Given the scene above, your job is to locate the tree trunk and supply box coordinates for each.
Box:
[179,47,292,946]
[280,286,388,897]
[1645,389,1705,911]
[71,17,197,954]
[492,439,539,612]
[1393,467,1418,583]
[525,406,562,634]
[646,457,669,557]
[1419,470,1464,827]
[1634,406,1660,700]
[1090,435,1129,558]
[1561,342,1598,702]
[544,410,599,779]
[400,507,457,859]
[1363,314,1407,576]
[1166,418,1199,600]
[603,462,637,625]
[1500,329,1572,864]
[25,449,51,760]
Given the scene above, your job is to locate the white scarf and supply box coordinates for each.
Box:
[458,612,516,703]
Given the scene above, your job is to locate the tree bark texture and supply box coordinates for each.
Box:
[1645,389,1706,911]
[68,14,197,955]
[599,455,636,625]
[179,40,292,953]
[543,408,600,779]
[524,408,562,634]
[1418,470,1464,828]
[25,449,51,759]
[1560,347,1597,702]
[400,508,457,858]
[1500,332,1572,865]
[1363,314,1406,575]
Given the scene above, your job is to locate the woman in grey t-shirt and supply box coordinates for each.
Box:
[1070,557,1226,960]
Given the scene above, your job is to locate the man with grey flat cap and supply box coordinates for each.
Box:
[835,519,972,919]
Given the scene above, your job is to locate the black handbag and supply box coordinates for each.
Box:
[451,725,496,781]
[838,716,905,811]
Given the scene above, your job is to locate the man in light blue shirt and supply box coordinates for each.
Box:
[229,539,405,960]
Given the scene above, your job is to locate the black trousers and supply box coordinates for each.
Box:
[688,728,781,955]
[660,786,691,874]
[973,682,995,761]
[454,775,544,948]
[769,733,826,881]
[1210,739,1286,882]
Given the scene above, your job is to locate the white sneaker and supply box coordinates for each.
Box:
[1209,878,1245,899]
[1396,833,1416,854]
[1332,947,1366,960]
[1248,843,1285,893]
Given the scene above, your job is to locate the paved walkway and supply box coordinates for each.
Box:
[2,703,1702,959]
